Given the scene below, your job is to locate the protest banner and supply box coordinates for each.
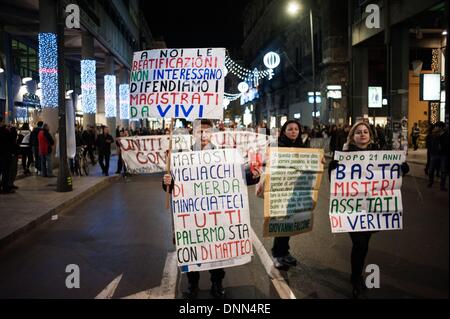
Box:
[211,130,274,164]
[117,135,192,173]
[130,48,225,120]
[329,151,405,233]
[171,149,253,268]
[263,148,324,237]
[181,255,252,273]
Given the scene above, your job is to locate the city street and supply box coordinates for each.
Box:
[0,0,448,304]
[0,162,447,299]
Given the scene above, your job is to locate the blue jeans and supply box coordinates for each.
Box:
[40,154,53,177]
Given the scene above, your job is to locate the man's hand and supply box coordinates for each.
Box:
[163,174,172,186]
[251,166,262,179]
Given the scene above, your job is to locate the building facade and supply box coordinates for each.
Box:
[0,0,154,136]
[240,0,349,129]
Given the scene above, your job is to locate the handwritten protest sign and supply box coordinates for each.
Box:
[329,151,405,233]
[263,148,324,237]
[181,255,251,273]
[211,131,274,164]
[171,149,253,268]
[130,48,225,120]
[117,135,192,173]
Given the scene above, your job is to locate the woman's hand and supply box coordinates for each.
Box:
[163,174,172,186]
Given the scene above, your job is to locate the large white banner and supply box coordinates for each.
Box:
[329,151,405,233]
[171,149,253,268]
[117,135,192,174]
[130,48,225,120]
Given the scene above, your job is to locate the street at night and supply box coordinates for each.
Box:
[0,0,448,313]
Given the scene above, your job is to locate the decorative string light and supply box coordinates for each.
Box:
[225,55,275,83]
[224,53,280,103]
[104,75,116,118]
[119,84,130,120]
[38,33,58,108]
[81,60,97,114]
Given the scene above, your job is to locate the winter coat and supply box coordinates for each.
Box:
[38,130,54,156]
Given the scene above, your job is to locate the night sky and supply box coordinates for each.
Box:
[143,0,249,54]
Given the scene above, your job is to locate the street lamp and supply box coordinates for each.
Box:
[287,1,317,127]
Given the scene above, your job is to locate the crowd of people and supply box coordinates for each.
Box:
[1,115,448,300]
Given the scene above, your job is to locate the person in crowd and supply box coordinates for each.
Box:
[336,124,350,152]
[427,121,448,191]
[38,123,55,177]
[19,123,33,175]
[329,125,338,157]
[0,117,15,194]
[96,126,114,176]
[328,121,409,298]
[8,126,20,189]
[30,121,43,174]
[162,119,261,299]
[301,125,311,147]
[375,124,386,150]
[115,129,128,175]
[411,122,420,151]
[82,125,97,165]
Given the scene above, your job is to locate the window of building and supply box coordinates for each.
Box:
[11,39,38,80]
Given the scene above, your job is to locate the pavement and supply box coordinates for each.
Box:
[0,155,120,248]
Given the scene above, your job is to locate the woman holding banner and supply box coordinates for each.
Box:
[328,121,409,298]
[269,120,307,269]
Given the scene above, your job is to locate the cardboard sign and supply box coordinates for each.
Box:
[171,149,253,268]
[263,148,324,237]
[329,151,405,233]
[130,48,225,120]
[117,135,192,173]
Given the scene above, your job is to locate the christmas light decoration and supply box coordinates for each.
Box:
[38,33,58,108]
[224,53,281,103]
[263,52,281,69]
[119,84,130,120]
[81,60,97,114]
[104,75,116,118]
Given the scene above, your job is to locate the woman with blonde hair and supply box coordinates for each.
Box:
[329,121,409,298]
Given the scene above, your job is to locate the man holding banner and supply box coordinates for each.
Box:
[163,119,261,299]
[328,121,409,299]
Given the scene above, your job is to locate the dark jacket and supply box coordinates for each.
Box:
[82,130,96,147]
[38,129,54,156]
[30,127,42,147]
[96,133,114,154]
[428,127,448,156]
[0,125,15,158]
[277,134,306,148]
